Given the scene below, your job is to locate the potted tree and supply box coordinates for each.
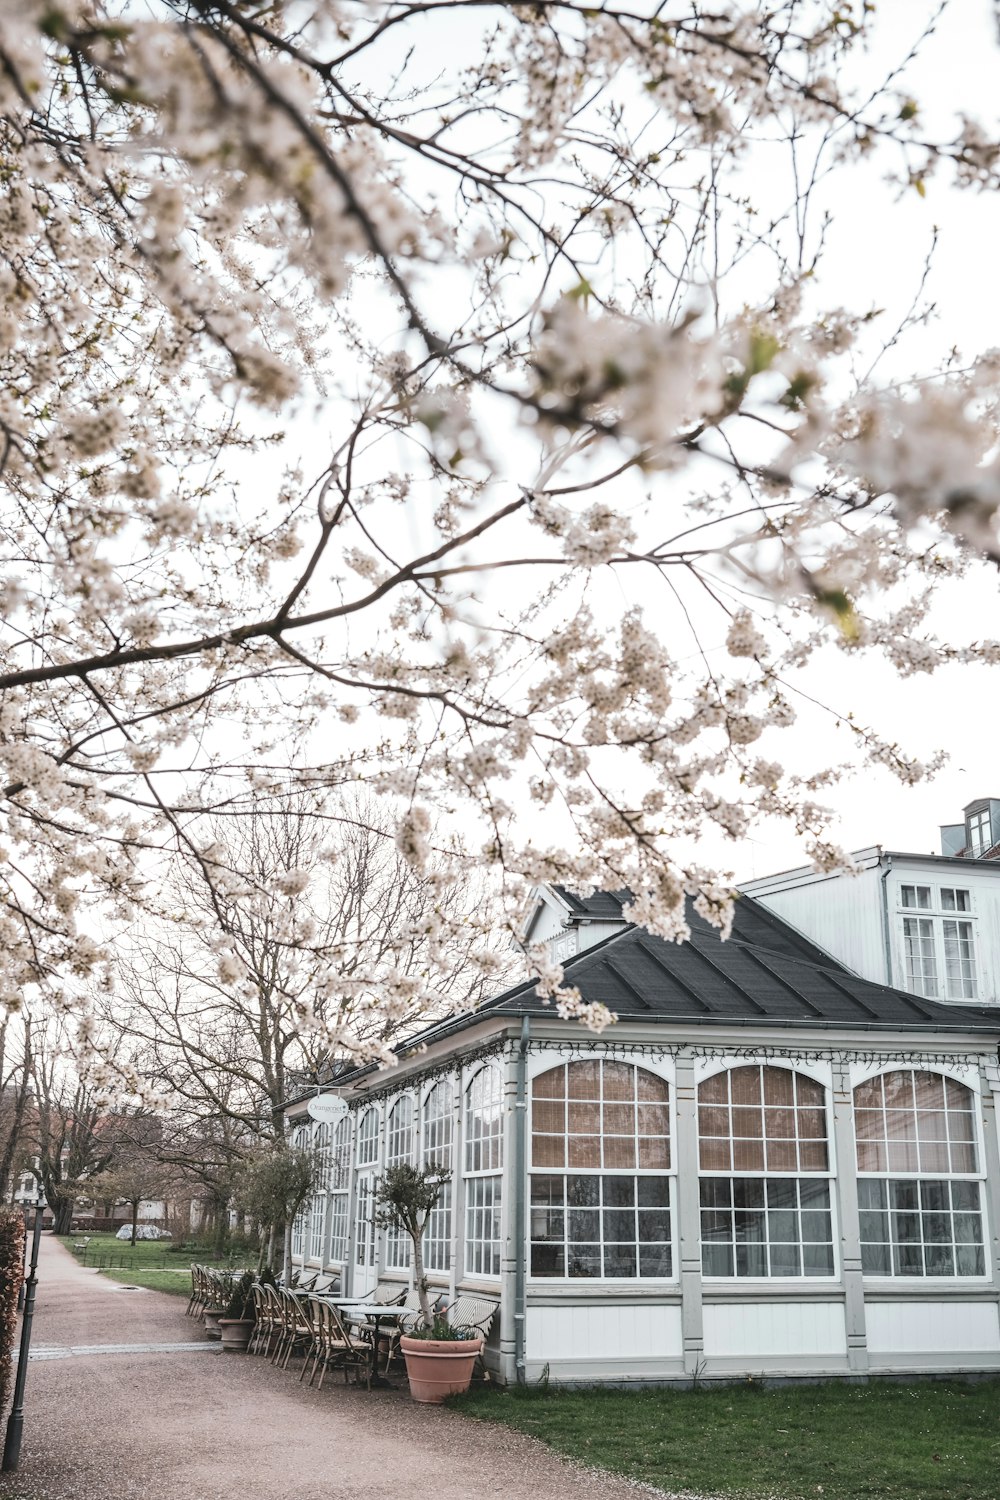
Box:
[375,1164,483,1403]
[218,1269,257,1352]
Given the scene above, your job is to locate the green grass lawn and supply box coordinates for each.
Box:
[454,1380,1000,1500]
[59,1232,195,1296]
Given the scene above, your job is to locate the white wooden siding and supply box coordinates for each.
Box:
[702,1301,847,1359]
[526,1302,682,1364]
[866,1300,1000,1355]
[744,863,885,983]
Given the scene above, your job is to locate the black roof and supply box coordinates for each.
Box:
[307,894,1000,1099]
[550,886,633,920]
[404,894,1000,1054]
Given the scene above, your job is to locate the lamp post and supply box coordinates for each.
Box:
[2,1193,45,1473]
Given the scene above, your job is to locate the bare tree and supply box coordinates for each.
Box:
[107,797,512,1173]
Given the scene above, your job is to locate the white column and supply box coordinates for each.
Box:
[675,1051,705,1376]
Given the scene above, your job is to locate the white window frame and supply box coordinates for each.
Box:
[968,808,992,856]
[897,887,978,1001]
[385,1095,415,1269]
[696,1061,838,1282]
[357,1106,380,1167]
[528,1057,675,1283]
[327,1115,352,1264]
[464,1065,504,1279]
[422,1078,454,1275]
[852,1066,988,1281]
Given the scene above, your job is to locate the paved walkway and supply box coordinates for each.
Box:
[0,1237,673,1500]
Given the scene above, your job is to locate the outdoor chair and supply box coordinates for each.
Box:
[303,1296,370,1391]
[440,1294,499,1382]
[377,1287,428,1374]
[249,1282,279,1358]
[370,1281,407,1307]
[272,1289,312,1371]
[311,1272,340,1295]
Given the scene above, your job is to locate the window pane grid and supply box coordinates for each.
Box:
[858,1178,985,1277]
[465,1175,501,1277]
[424,1182,451,1274]
[331,1117,352,1190]
[309,1194,325,1259]
[386,1095,414,1166]
[328,1191,349,1263]
[466,1067,503,1174]
[903,917,939,998]
[943,920,976,999]
[355,1174,377,1267]
[853,1070,979,1176]
[422,1080,454,1171]
[530,1173,671,1279]
[700,1177,834,1278]
[357,1107,380,1167]
[532,1060,670,1173]
[697,1065,828,1174]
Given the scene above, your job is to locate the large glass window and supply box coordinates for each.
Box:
[385,1096,415,1269]
[422,1079,454,1274]
[854,1070,985,1277]
[968,808,992,856]
[899,890,978,1000]
[327,1115,352,1264]
[698,1065,834,1278]
[530,1060,672,1279]
[357,1107,380,1166]
[465,1067,503,1278]
[309,1194,325,1259]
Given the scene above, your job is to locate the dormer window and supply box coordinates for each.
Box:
[968,808,992,856]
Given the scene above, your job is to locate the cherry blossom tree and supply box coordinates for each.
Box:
[2,3,1000,1047]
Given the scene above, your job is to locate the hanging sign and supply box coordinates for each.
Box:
[307,1093,349,1123]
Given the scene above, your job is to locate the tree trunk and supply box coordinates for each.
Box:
[53,1199,73,1235]
[130,1197,139,1246]
[412,1225,433,1325]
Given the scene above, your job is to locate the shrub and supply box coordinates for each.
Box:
[0,1210,25,1416]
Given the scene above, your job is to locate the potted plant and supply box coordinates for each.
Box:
[218,1270,256,1353]
[375,1164,482,1403]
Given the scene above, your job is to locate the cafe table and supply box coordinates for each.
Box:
[322,1298,408,1389]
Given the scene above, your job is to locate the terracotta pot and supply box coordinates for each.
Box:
[218,1317,254,1353]
[203,1308,225,1339]
[400,1335,483,1404]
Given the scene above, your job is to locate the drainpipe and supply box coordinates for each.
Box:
[513,1016,530,1385]
[879,851,893,985]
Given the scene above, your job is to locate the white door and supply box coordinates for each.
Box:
[352,1172,378,1296]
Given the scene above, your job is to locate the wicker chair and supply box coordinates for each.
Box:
[270,1288,312,1370]
[305,1297,371,1390]
[439,1294,499,1382]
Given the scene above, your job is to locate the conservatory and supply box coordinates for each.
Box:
[283,888,1000,1385]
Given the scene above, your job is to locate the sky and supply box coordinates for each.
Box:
[198,1,1000,893]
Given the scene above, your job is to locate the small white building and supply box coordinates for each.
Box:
[284,882,1000,1386]
[741,799,1000,1004]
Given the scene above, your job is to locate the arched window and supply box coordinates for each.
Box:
[422,1079,454,1274]
[357,1106,380,1167]
[385,1096,415,1269]
[530,1059,672,1280]
[327,1115,352,1264]
[854,1070,984,1277]
[464,1067,503,1277]
[698,1065,834,1279]
[386,1095,414,1165]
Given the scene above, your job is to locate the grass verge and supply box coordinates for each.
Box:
[452,1379,1000,1500]
[59,1232,192,1296]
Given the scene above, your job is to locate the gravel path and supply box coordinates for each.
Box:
[0,1236,679,1500]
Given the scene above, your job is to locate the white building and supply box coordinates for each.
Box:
[741,799,1000,1004]
[284,882,1000,1387]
